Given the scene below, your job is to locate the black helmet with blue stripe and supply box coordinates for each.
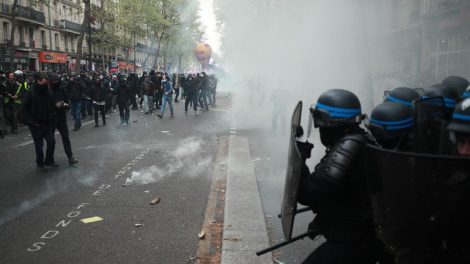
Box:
[368,102,414,145]
[464,86,470,99]
[448,98,470,134]
[423,84,460,117]
[384,87,420,107]
[310,89,363,128]
[442,76,469,98]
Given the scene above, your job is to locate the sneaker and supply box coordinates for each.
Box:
[45,162,60,168]
[11,130,18,134]
[170,113,174,118]
[125,122,129,126]
[94,124,99,127]
[144,111,149,114]
[157,114,163,119]
[68,157,78,165]
[103,122,106,126]
[73,127,80,131]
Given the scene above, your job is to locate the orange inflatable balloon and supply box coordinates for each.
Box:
[194,43,212,68]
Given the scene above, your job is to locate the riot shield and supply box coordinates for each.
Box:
[413,97,446,154]
[280,101,303,240]
[365,145,470,263]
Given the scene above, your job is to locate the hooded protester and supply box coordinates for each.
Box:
[116,75,131,125]
[49,74,78,165]
[22,73,58,172]
[67,74,86,131]
[92,74,108,127]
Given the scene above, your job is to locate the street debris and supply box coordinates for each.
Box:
[144,123,149,126]
[252,158,261,162]
[266,157,271,160]
[144,190,149,193]
[80,216,103,224]
[134,223,143,227]
[274,258,285,264]
[208,217,216,224]
[161,131,170,133]
[186,256,198,263]
[132,120,138,123]
[150,197,161,205]
[224,237,241,242]
[198,231,206,239]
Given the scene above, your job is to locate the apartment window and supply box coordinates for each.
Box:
[18,26,24,43]
[41,30,46,48]
[29,28,34,47]
[64,35,68,50]
[55,33,59,50]
[2,22,8,42]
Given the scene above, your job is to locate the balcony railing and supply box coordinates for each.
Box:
[15,5,46,24]
[30,40,35,48]
[53,19,60,27]
[61,20,82,32]
[55,46,60,51]
[19,41,26,47]
[1,3,9,14]
[42,44,47,50]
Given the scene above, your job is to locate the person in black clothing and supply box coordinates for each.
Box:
[22,74,58,172]
[184,74,198,115]
[198,72,209,111]
[128,73,139,110]
[67,75,86,131]
[297,89,389,264]
[110,75,120,112]
[92,74,108,127]
[152,71,163,109]
[49,74,78,165]
[116,76,131,125]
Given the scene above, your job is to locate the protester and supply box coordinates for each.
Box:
[157,75,174,119]
[22,73,57,172]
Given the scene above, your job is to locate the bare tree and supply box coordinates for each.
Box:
[76,0,91,74]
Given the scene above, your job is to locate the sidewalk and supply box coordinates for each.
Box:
[222,135,272,264]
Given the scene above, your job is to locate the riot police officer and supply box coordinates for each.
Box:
[384,87,420,107]
[297,89,389,264]
[368,102,414,150]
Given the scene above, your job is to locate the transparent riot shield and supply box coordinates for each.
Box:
[365,144,470,263]
[280,101,303,240]
[413,96,446,154]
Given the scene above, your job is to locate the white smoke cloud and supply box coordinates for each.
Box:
[126,137,214,185]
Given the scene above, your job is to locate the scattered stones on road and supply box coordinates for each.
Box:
[150,197,161,205]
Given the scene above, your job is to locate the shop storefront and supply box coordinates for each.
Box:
[0,49,30,71]
[38,51,68,72]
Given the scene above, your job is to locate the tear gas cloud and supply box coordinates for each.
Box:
[126,137,213,185]
[213,0,419,130]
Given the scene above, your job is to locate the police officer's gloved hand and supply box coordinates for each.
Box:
[297,140,314,160]
[307,220,319,240]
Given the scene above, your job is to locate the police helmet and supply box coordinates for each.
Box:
[310,89,363,128]
[463,86,470,99]
[368,102,414,142]
[384,87,420,107]
[423,84,460,112]
[442,76,469,97]
[448,98,470,134]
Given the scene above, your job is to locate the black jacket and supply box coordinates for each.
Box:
[298,129,375,243]
[22,84,56,127]
[67,79,86,102]
[116,80,131,102]
[91,80,108,102]
[50,82,69,119]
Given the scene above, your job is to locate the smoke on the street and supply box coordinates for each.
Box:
[125,137,213,186]
[212,0,398,131]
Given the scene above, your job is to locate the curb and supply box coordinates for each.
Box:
[221,135,272,264]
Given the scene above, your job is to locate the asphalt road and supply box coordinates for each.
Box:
[0,99,231,264]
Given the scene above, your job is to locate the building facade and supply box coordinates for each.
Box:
[0,0,156,74]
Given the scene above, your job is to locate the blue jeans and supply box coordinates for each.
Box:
[71,101,82,129]
[160,95,174,116]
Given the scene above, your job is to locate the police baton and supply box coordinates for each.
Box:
[256,229,320,256]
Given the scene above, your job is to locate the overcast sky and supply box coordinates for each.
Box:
[198,0,220,54]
